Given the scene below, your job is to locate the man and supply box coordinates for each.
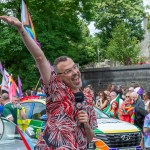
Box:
[143,103,150,149]
[0,16,97,150]
[109,91,123,108]
[128,87,134,94]
[12,96,26,129]
[131,92,148,129]
[1,93,17,124]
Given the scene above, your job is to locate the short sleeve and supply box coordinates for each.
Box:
[2,108,12,119]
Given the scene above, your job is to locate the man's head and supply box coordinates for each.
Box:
[1,93,9,105]
[53,56,82,91]
[128,87,134,93]
[130,92,139,102]
[109,91,117,101]
[12,96,20,105]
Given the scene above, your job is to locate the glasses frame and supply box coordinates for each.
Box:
[57,64,79,75]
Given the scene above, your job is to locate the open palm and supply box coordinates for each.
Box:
[0,16,22,29]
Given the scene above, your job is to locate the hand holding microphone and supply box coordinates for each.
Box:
[74,92,89,126]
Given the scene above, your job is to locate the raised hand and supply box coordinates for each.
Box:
[0,16,23,30]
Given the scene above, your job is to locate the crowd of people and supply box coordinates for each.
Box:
[83,83,150,149]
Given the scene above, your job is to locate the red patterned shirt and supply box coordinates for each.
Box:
[34,72,97,150]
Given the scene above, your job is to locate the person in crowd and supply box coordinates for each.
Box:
[12,96,26,119]
[128,87,134,94]
[131,92,148,130]
[12,96,27,130]
[1,93,17,124]
[143,92,150,112]
[31,87,37,95]
[36,87,46,98]
[106,83,115,95]
[0,16,98,150]
[109,91,123,108]
[118,92,134,123]
[115,84,124,99]
[95,91,108,110]
[83,85,95,105]
[107,101,119,119]
[143,102,150,149]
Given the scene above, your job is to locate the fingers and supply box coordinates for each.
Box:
[77,110,89,123]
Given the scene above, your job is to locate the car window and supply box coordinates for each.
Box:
[94,107,109,119]
[21,102,34,119]
[0,118,21,141]
[32,102,46,120]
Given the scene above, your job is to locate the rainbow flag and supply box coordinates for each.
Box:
[21,0,40,47]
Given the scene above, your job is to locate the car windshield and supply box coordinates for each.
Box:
[94,107,109,119]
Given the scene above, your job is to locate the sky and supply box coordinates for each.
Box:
[88,0,150,35]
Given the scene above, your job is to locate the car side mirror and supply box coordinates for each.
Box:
[25,126,35,138]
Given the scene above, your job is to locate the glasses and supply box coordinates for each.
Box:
[58,64,79,75]
[126,96,130,98]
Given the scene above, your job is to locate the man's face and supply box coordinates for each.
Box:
[12,97,19,105]
[131,94,138,102]
[57,58,82,91]
[109,93,116,100]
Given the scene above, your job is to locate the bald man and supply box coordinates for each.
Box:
[1,93,17,124]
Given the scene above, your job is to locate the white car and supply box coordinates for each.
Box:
[88,107,142,150]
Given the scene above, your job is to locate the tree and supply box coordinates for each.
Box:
[0,0,97,90]
[106,22,140,65]
[93,0,146,59]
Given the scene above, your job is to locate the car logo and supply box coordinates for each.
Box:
[121,135,130,141]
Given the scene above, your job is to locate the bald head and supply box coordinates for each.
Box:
[1,93,9,101]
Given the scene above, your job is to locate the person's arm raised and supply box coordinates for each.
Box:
[0,16,51,86]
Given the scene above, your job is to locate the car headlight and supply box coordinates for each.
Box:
[87,142,96,149]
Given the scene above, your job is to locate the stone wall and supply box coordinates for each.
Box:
[81,64,150,92]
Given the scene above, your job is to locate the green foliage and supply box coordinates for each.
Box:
[106,22,140,65]
[93,0,146,59]
[0,0,97,91]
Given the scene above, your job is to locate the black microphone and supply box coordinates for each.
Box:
[74,92,84,110]
[74,92,85,128]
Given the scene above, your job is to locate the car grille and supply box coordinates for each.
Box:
[96,132,142,148]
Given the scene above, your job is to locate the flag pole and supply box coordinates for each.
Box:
[35,78,40,91]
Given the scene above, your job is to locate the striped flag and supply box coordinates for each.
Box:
[21,0,40,47]
[1,69,10,92]
[18,75,23,97]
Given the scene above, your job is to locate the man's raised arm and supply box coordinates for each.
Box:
[0,16,51,85]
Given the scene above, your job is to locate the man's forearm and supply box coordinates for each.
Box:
[84,123,94,143]
[18,26,51,85]
[18,26,45,61]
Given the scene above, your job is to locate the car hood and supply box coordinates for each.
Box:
[95,118,140,134]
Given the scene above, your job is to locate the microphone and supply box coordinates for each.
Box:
[74,92,84,110]
[74,92,85,128]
